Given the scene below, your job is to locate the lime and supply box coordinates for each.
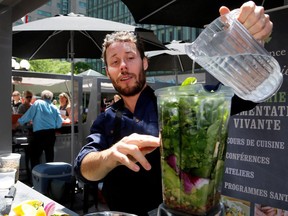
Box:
[21,203,37,216]
[13,200,44,216]
[36,206,46,216]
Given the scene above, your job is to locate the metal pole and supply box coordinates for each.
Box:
[176,55,184,86]
[70,31,75,176]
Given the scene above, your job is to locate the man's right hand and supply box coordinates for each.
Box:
[111,133,160,172]
[80,133,160,181]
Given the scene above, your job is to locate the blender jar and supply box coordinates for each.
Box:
[156,84,233,215]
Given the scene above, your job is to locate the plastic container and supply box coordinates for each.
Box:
[185,9,283,102]
[0,168,16,189]
[0,153,21,182]
[32,162,72,194]
[155,84,233,215]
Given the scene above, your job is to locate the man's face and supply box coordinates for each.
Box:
[25,93,33,103]
[105,41,148,97]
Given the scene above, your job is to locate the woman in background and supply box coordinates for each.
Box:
[59,92,71,120]
[11,91,22,113]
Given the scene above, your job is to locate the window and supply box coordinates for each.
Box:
[37,10,52,17]
[79,1,86,9]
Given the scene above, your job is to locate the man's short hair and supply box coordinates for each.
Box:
[102,31,145,66]
[41,90,53,101]
[24,90,33,97]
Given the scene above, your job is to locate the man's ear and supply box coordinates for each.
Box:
[105,67,111,78]
[143,57,148,71]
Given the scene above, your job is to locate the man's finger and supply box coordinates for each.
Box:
[219,6,230,16]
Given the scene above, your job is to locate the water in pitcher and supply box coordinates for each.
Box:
[194,53,282,102]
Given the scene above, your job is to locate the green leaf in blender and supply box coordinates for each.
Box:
[181,77,197,86]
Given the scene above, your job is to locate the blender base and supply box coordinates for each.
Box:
[157,203,225,216]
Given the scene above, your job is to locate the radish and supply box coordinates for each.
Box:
[44,202,56,216]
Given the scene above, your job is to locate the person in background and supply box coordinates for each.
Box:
[52,99,58,106]
[11,91,22,114]
[18,90,33,114]
[107,94,122,108]
[59,92,71,120]
[113,94,121,103]
[75,2,273,215]
[14,90,63,170]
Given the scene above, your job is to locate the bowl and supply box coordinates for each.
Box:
[84,211,137,216]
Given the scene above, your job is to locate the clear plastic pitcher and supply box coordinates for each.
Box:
[156,84,234,215]
[185,9,283,103]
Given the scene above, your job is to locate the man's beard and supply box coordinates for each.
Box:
[111,70,146,97]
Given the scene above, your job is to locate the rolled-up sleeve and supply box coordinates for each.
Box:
[74,113,111,183]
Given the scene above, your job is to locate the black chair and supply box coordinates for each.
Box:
[76,180,99,214]
[12,136,30,182]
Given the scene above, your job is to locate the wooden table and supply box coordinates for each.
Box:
[0,181,79,216]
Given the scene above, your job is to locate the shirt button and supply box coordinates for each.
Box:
[135,118,140,123]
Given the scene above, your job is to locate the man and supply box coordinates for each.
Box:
[18,90,33,114]
[16,90,63,170]
[75,2,273,215]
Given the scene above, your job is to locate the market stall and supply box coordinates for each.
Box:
[11,71,83,169]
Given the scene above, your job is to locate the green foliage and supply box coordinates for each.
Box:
[29,59,93,74]
[74,62,92,74]
[29,59,70,74]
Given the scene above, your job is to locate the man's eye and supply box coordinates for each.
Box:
[111,60,118,65]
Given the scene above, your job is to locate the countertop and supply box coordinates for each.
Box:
[0,181,79,216]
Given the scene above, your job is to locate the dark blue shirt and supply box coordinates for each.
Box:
[74,86,162,216]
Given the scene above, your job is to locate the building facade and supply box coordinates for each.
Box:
[86,0,202,75]
[14,0,87,25]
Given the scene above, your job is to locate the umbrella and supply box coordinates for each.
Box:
[12,13,166,60]
[146,50,192,71]
[77,69,105,78]
[145,41,202,85]
[12,13,166,175]
[77,69,106,109]
[121,0,284,28]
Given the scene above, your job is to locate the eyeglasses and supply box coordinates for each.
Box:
[26,96,32,99]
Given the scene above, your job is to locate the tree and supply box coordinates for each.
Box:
[74,62,92,74]
[29,59,70,74]
[28,59,93,74]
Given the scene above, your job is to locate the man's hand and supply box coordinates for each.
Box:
[110,133,160,172]
[81,133,160,181]
[219,1,273,43]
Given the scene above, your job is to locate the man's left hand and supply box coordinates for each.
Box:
[219,1,273,43]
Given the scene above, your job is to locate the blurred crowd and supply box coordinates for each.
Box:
[11,90,72,123]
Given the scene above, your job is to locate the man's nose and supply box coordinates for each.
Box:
[120,59,128,71]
